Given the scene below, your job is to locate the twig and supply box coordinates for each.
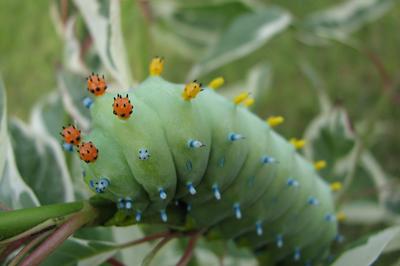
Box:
[60,0,69,25]
[0,236,32,263]
[137,0,153,24]
[9,230,54,266]
[19,209,93,266]
[116,231,181,250]
[141,236,175,266]
[176,231,203,266]
[364,49,392,91]
[106,257,126,266]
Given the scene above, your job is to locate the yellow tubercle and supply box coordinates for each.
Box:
[336,211,346,222]
[208,77,225,90]
[182,80,203,101]
[314,160,327,171]
[243,98,255,107]
[267,116,284,127]
[233,92,250,105]
[149,56,164,76]
[330,182,342,192]
[290,138,306,149]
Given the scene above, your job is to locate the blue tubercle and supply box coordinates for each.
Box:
[63,142,73,152]
[307,196,319,206]
[124,197,133,210]
[228,132,244,142]
[335,234,345,243]
[325,213,336,222]
[276,234,284,248]
[261,155,276,164]
[117,198,125,209]
[83,97,94,108]
[90,177,110,193]
[294,248,301,261]
[138,148,150,160]
[212,184,221,200]
[160,210,168,222]
[159,188,167,200]
[287,178,299,187]
[256,221,263,236]
[233,203,242,219]
[187,139,205,148]
[187,182,197,195]
[135,211,142,222]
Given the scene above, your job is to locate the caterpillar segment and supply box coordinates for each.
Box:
[63,57,338,264]
[133,77,211,199]
[91,93,177,216]
[187,109,278,227]
[80,129,149,213]
[182,88,251,205]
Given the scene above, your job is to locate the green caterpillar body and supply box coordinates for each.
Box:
[79,75,337,265]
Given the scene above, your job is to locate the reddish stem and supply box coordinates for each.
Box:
[176,231,202,266]
[106,257,126,266]
[0,235,32,262]
[19,210,92,266]
[117,231,181,249]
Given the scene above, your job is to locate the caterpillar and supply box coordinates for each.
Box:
[62,57,338,265]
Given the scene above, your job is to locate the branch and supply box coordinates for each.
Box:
[19,205,96,266]
[176,231,203,266]
[8,230,54,266]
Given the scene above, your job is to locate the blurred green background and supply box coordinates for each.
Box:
[1,0,398,175]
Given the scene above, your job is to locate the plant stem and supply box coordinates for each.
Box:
[116,231,182,249]
[141,236,174,266]
[8,230,54,266]
[176,231,202,266]
[0,201,84,242]
[19,203,97,266]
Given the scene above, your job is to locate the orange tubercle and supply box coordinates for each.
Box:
[78,141,98,163]
[87,72,107,96]
[60,125,81,146]
[113,94,133,119]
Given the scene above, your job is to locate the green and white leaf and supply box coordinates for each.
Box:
[188,7,291,78]
[73,0,133,87]
[299,60,332,113]
[300,0,395,44]
[154,0,254,51]
[218,62,272,114]
[0,78,39,209]
[57,70,91,131]
[41,237,118,266]
[30,92,68,140]
[304,107,355,178]
[9,118,74,205]
[333,226,400,266]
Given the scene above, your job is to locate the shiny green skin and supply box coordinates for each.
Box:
[80,76,337,264]
[81,129,149,212]
[134,77,211,198]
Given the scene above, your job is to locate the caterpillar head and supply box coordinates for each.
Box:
[60,125,81,146]
[149,56,164,76]
[182,80,203,101]
[78,141,99,163]
[87,72,107,96]
[113,94,133,119]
